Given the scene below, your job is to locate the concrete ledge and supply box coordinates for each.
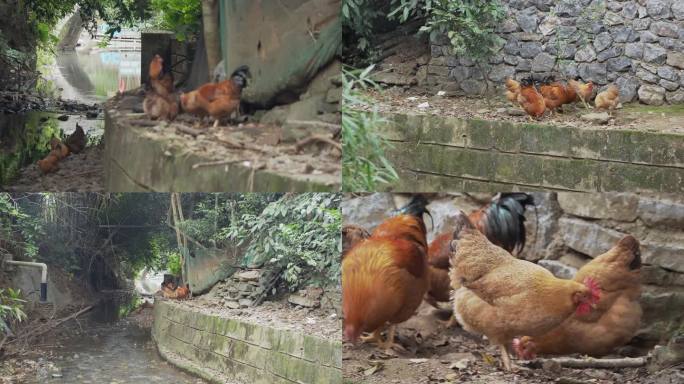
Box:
[103,106,339,192]
[379,113,684,192]
[152,301,342,384]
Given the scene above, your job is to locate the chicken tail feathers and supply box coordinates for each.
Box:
[396,195,433,228]
[481,193,534,254]
[230,65,252,89]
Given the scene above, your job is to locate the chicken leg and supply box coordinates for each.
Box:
[500,344,513,371]
[376,325,405,352]
[360,329,383,345]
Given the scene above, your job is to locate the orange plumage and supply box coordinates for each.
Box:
[49,137,70,159]
[449,212,601,370]
[342,224,370,259]
[517,79,546,119]
[568,79,594,108]
[514,235,641,359]
[36,153,60,174]
[343,196,430,350]
[539,82,568,112]
[143,55,179,121]
[595,85,620,111]
[505,78,521,105]
[180,65,251,127]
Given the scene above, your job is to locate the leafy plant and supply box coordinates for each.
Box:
[342,0,386,57]
[342,65,398,191]
[149,0,202,41]
[223,194,341,291]
[392,0,506,62]
[0,288,26,335]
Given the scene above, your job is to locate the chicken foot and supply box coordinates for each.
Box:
[500,344,513,371]
[377,325,406,352]
[360,329,383,345]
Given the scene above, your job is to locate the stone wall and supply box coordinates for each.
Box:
[152,301,342,384]
[377,113,684,192]
[427,0,684,105]
[341,192,684,345]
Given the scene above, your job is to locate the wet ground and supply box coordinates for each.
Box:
[1,294,206,384]
[359,88,684,134]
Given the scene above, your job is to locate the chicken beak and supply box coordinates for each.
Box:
[590,302,598,310]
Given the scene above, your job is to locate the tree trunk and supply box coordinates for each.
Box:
[201,0,221,75]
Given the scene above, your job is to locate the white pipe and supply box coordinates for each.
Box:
[4,260,48,302]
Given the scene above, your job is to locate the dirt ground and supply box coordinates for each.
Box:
[109,91,342,187]
[4,144,104,192]
[343,303,682,384]
[178,294,342,341]
[360,88,684,135]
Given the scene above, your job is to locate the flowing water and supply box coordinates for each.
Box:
[0,46,141,186]
[28,296,205,384]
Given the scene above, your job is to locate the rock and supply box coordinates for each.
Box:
[558,193,639,221]
[596,46,623,62]
[57,115,69,121]
[559,61,579,78]
[659,37,684,51]
[649,335,684,372]
[575,46,597,62]
[622,2,639,19]
[539,15,558,36]
[488,53,504,65]
[645,0,672,19]
[538,260,578,280]
[236,270,261,281]
[651,21,679,38]
[226,301,240,309]
[517,59,532,71]
[559,218,625,258]
[607,57,632,72]
[516,12,539,33]
[504,38,521,55]
[519,41,543,58]
[615,76,640,102]
[531,53,555,72]
[624,42,644,59]
[488,65,516,82]
[593,32,612,52]
[638,84,666,105]
[557,25,578,40]
[86,110,99,119]
[643,44,667,64]
[667,89,684,103]
[667,52,684,69]
[659,79,680,91]
[638,197,684,229]
[673,1,684,20]
[342,193,396,230]
[639,290,684,341]
[578,63,607,84]
[288,293,318,308]
[636,69,661,83]
[640,30,659,43]
[555,2,582,17]
[460,79,487,95]
[580,112,611,124]
[632,18,651,30]
[604,11,623,26]
[499,18,519,33]
[506,108,526,116]
[238,298,253,308]
[503,55,519,66]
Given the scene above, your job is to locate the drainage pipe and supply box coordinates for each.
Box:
[4,260,48,302]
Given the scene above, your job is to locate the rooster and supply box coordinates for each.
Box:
[49,137,70,159]
[66,124,86,154]
[505,78,521,105]
[143,55,179,121]
[343,195,431,351]
[449,211,601,370]
[514,235,641,359]
[180,65,251,127]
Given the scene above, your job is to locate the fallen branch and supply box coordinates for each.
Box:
[285,120,341,132]
[192,159,247,169]
[296,134,342,153]
[29,305,93,340]
[176,125,205,137]
[539,356,648,369]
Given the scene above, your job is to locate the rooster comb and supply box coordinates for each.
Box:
[583,277,601,302]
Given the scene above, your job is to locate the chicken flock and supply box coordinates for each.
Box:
[143,54,251,127]
[36,124,87,174]
[342,194,643,372]
[505,77,621,120]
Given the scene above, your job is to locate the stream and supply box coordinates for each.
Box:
[0,42,141,186]
[30,295,205,383]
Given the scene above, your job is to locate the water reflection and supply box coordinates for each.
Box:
[53,51,141,102]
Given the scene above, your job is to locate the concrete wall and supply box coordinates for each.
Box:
[427,0,684,105]
[341,192,684,345]
[377,113,684,192]
[152,301,342,384]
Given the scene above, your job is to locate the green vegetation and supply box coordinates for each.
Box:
[342,0,506,64]
[0,193,342,295]
[342,66,398,191]
[150,0,202,41]
[0,288,26,336]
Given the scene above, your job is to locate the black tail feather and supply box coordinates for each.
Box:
[483,193,535,254]
[396,195,433,228]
